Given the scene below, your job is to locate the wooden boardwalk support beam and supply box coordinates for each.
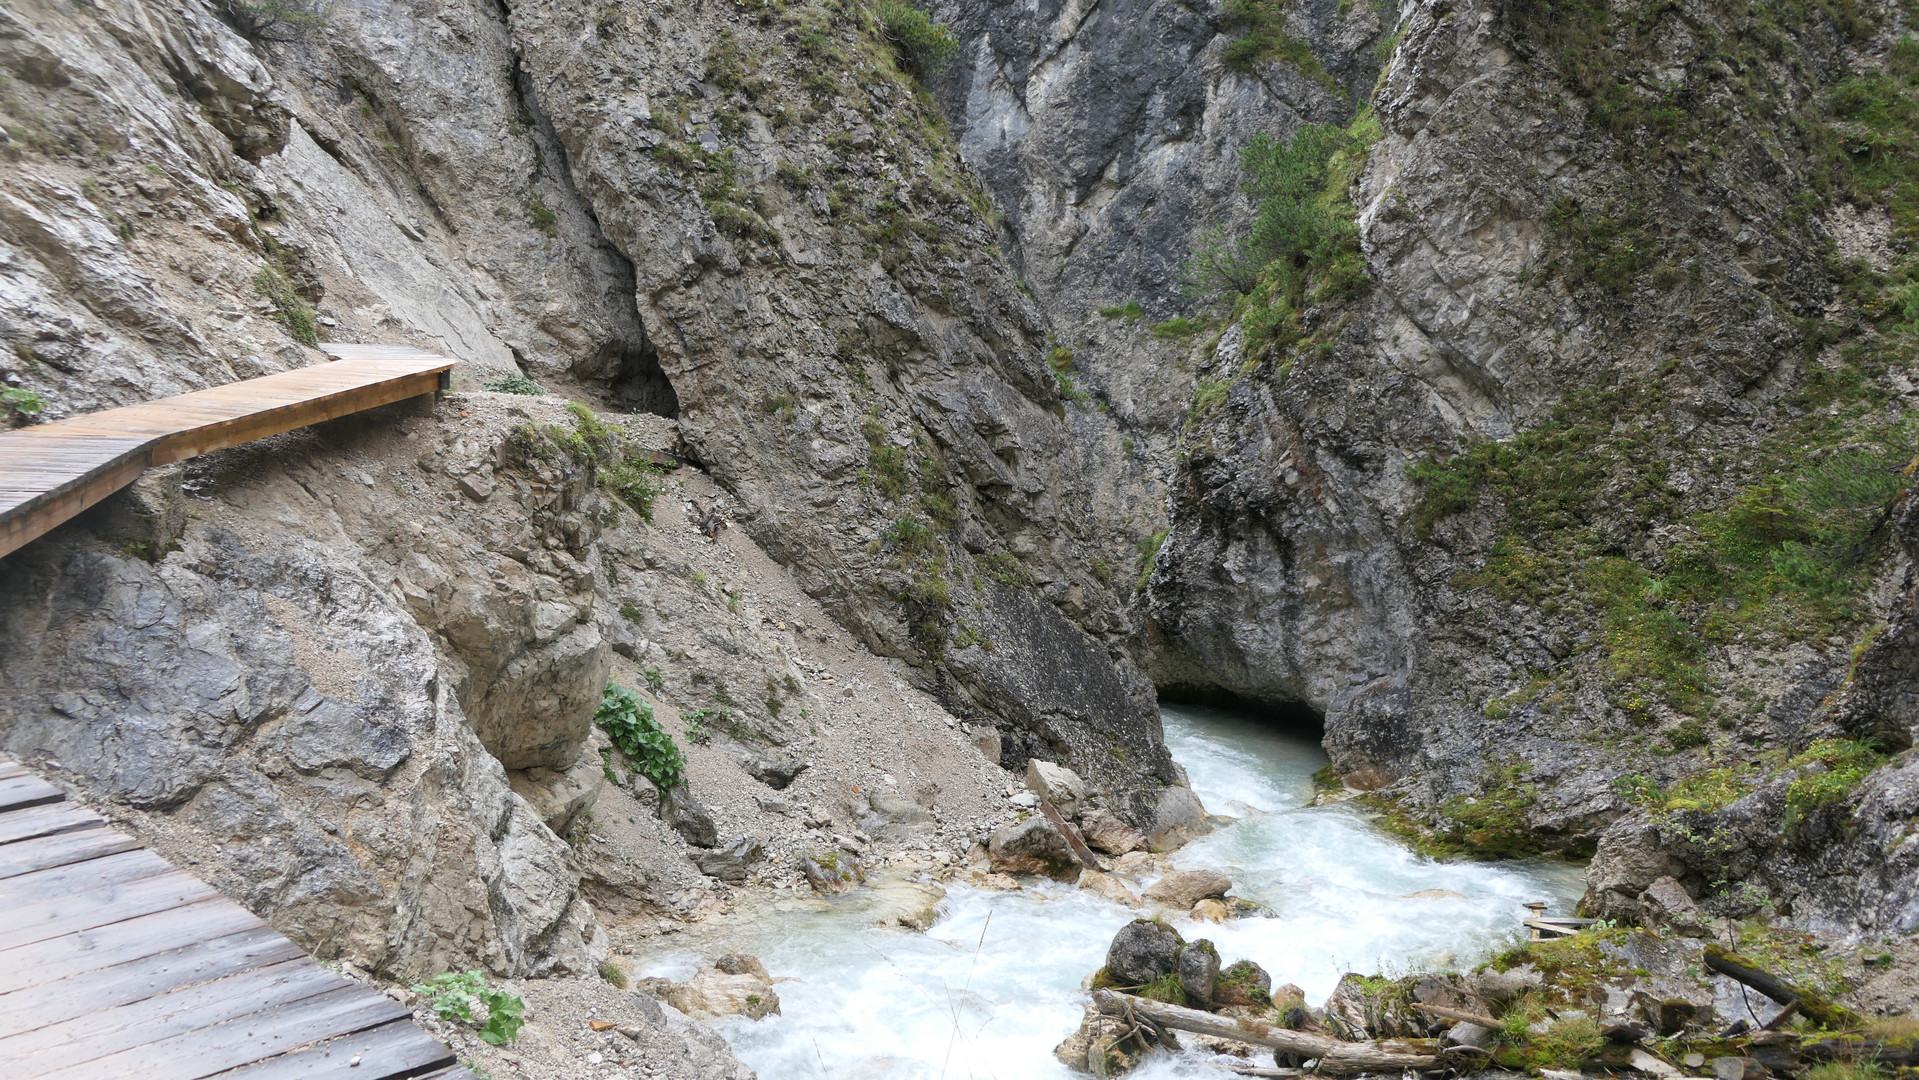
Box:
[0,755,474,1080]
[0,344,454,560]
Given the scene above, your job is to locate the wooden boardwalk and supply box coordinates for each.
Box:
[0,755,473,1079]
[0,345,455,560]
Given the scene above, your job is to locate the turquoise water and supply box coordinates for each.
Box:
[639,703,1585,1079]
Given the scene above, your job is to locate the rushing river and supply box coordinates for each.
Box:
[639,704,1586,1079]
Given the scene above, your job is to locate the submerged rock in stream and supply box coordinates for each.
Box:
[801,849,863,894]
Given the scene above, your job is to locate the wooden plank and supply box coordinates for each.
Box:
[0,868,218,951]
[46,984,412,1080]
[0,352,453,560]
[0,444,150,559]
[0,825,140,879]
[0,898,265,993]
[0,958,343,1070]
[0,925,302,1033]
[0,802,104,845]
[0,848,178,905]
[0,770,66,812]
[148,372,445,464]
[0,758,30,779]
[199,1017,456,1080]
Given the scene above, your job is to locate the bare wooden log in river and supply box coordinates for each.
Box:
[1409,1002,1504,1030]
[1091,990,1443,1073]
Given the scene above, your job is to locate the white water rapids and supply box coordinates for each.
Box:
[639,703,1585,1079]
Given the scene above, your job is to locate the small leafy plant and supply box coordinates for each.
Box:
[2,387,45,422]
[595,682,684,790]
[410,971,525,1046]
[252,263,318,347]
[483,375,543,396]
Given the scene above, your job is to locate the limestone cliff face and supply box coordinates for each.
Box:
[1131,0,1917,912]
[0,408,613,978]
[0,0,1199,980]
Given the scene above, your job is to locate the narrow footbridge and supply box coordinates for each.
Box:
[0,755,474,1078]
[0,344,454,560]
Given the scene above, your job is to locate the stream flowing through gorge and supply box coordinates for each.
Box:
[639,704,1586,1079]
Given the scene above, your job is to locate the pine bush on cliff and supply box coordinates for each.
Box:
[875,1,958,77]
[1184,116,1376,367]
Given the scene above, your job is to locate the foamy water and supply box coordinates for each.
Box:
[638,703,1585,1079]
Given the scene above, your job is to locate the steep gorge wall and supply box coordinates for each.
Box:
[0,0,1208,982]
[1119,0,1919,930]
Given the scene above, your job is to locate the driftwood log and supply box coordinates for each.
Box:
[1410,1003,1504,1030]
[1702,945,1861,1029]
[1091,990,1443,1073]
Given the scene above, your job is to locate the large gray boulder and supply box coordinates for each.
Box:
[1104,918,1185,987]
[988,816,1085,882]
[1079,808,1147,855]
[1025,759,1086,816]
[660,783,718,848]
[693,837,763,882]
[1177,939,1220,1007]
[1142,869,1231,909]
[1145,787,1213,852]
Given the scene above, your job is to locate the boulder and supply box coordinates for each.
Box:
[1104,918,1184,986]
[870,879,946,931]
[664,961,780,1021]
[1641,875,1707,936]
[1142,869,1231,909]
[1079,808,1147,855]
[1054,1004,1142,1076]
[1145,786,1212,852]
[659,782,718,848]
[1325,972,1423,1038]
[693,837,763,882]
[1026,759,1087,816]
[858,791,935,841]
[1215,960,1274,1007]
[1177,939,1220,1007]
[1078,869,1142,907]
[721,738,807,790]
[716,953,770,980]
[988,816,1084,882]
[802,849,863,894]
[1447,1021,1494,1048]
[1192,898,1231,922]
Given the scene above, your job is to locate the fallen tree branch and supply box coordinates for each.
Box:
[1760,1000,1800,1032]
[1410,1003,1504,1030]
[1702,946,1861,1029]
[1092,990,1441,1073]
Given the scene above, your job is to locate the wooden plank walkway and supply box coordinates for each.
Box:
[0,754,473,1079]
[0,344,454,560]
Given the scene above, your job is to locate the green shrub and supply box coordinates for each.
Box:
[596,683,684,791]
[218,0,325,41]
[1217,0,1339,93]
[1,387,45,421]
[875,1,958,76]
[252,264,318,347]
[410,971,526,1046]
[1098,301,1146,321]
[1786,738,1886,817]
[483,375,543,396]
[602,458,667,522]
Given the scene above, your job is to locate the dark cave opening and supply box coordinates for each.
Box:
[1155,683,1326,740]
